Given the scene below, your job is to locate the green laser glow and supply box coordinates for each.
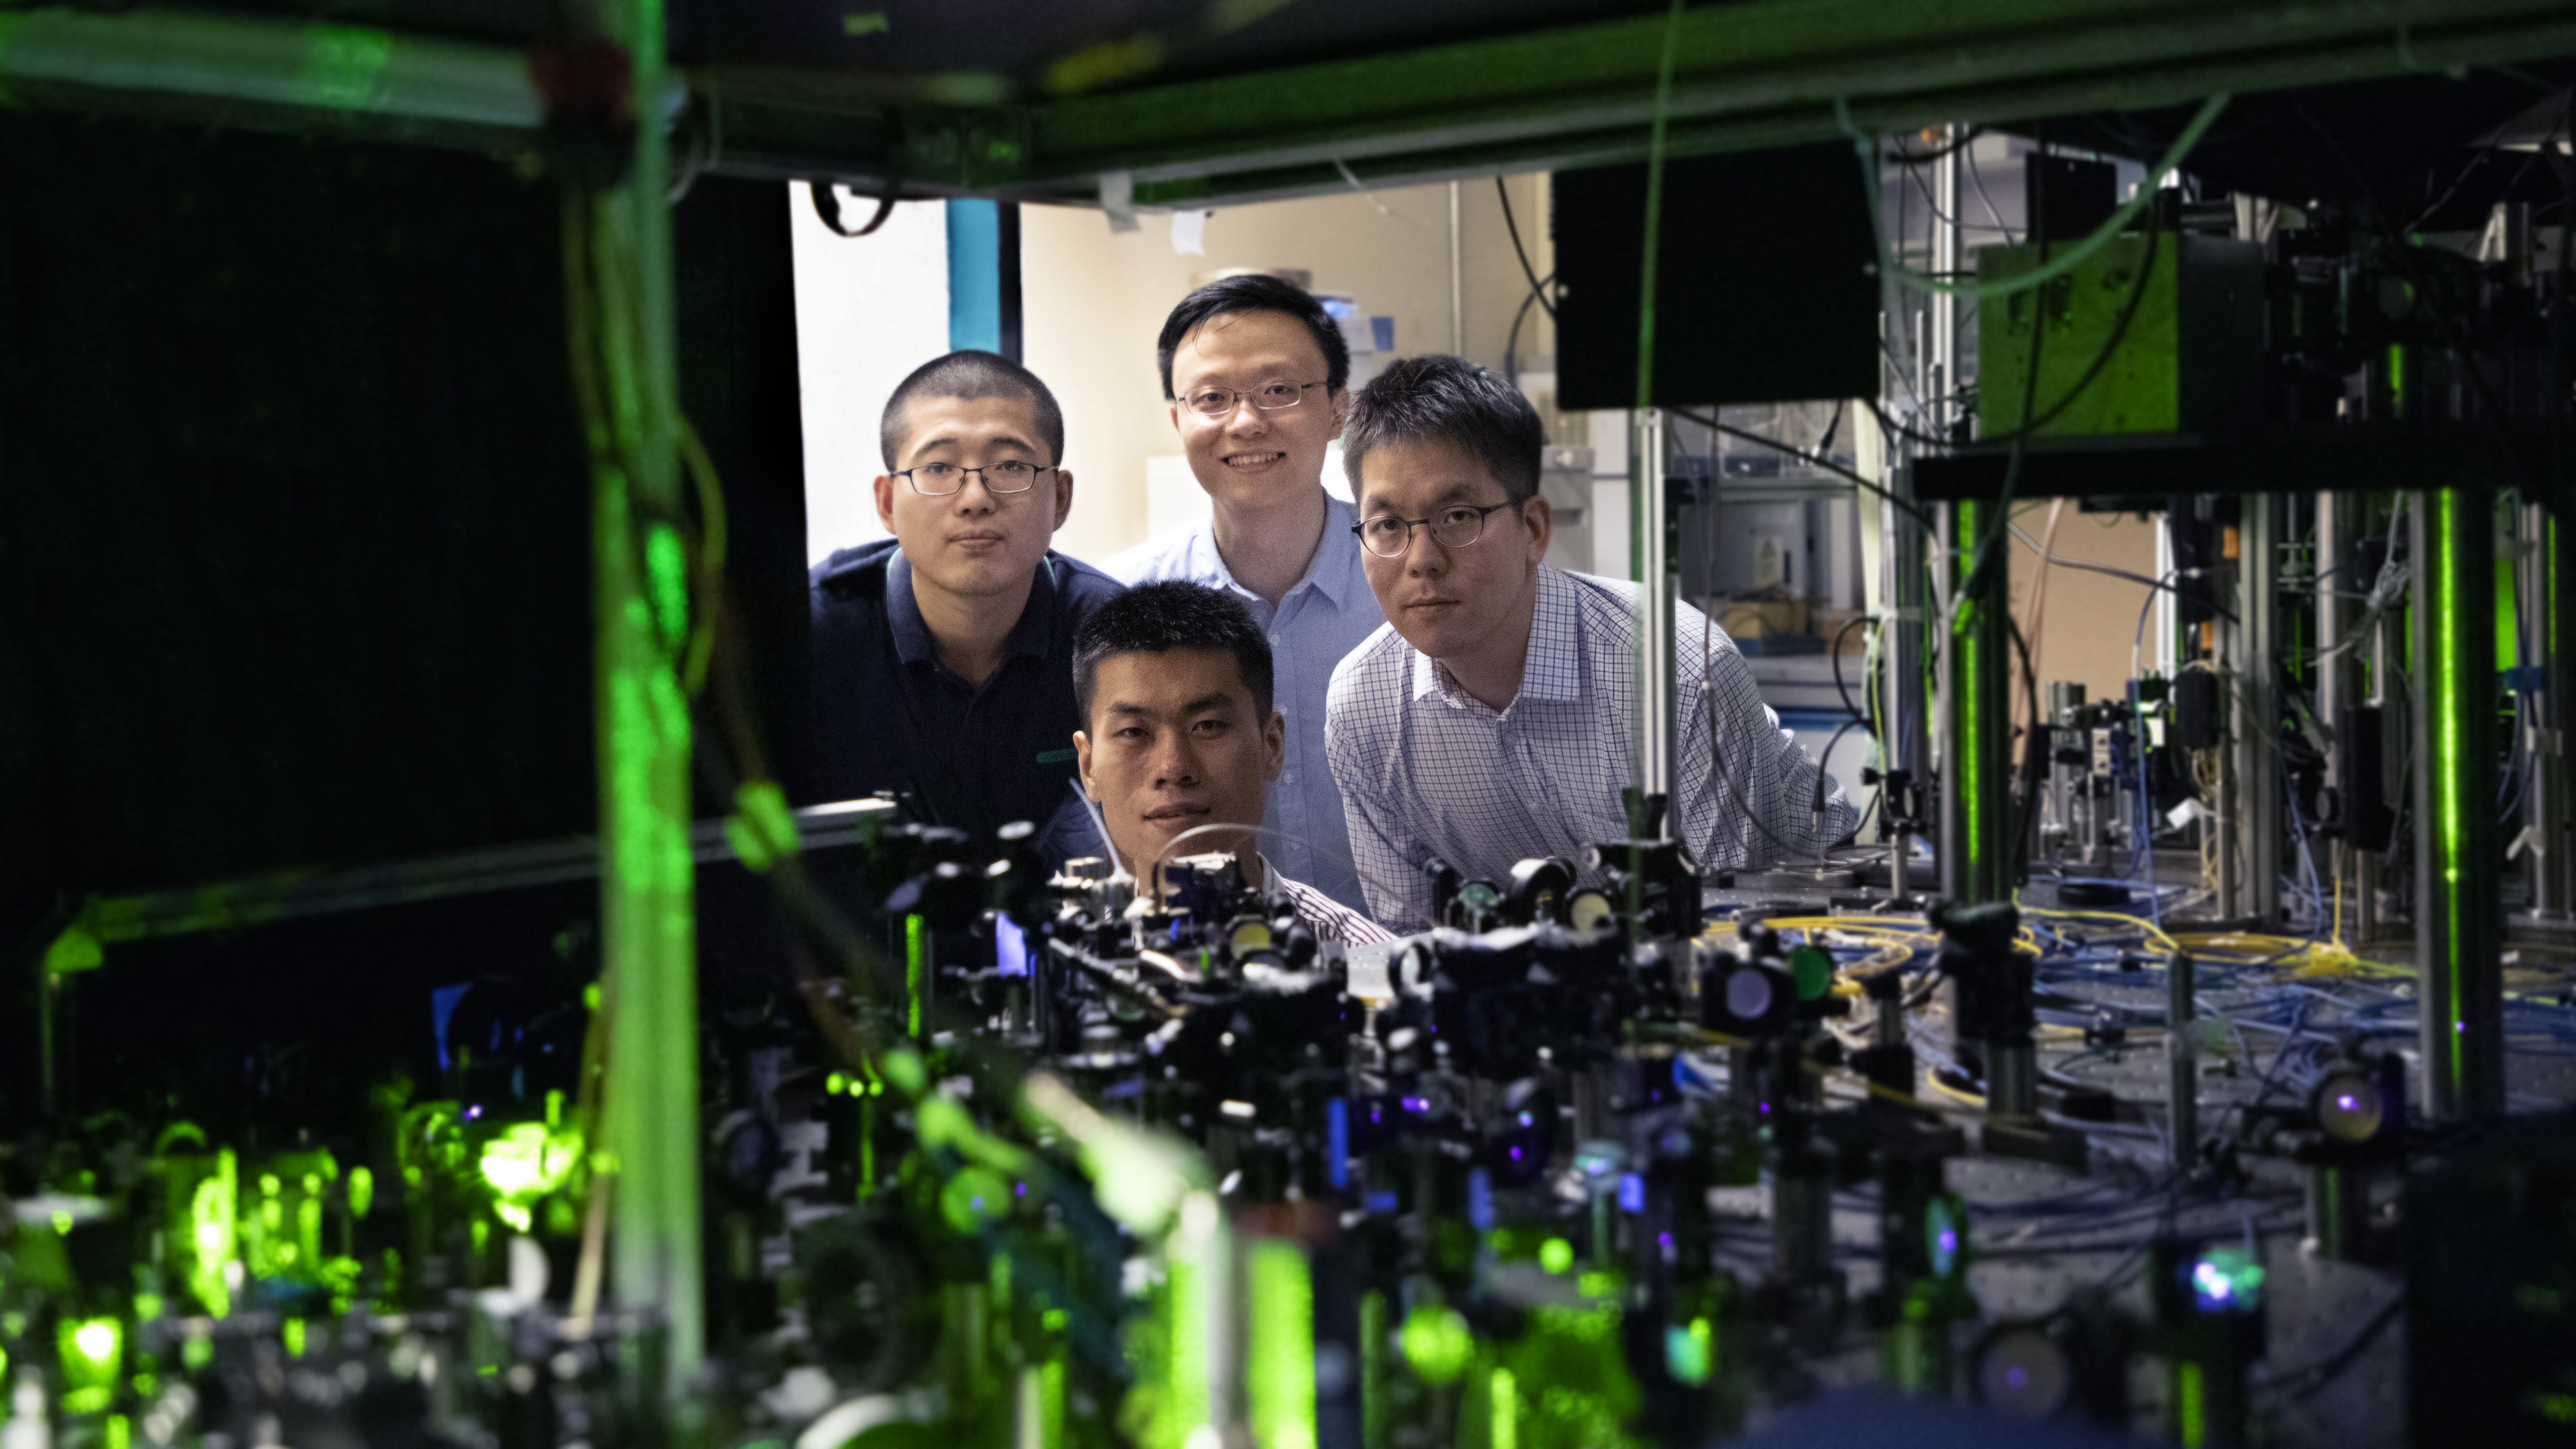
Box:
[294,25,392,110]
[1491,1366,1518,1449]
[60,1316,121,1412]
[1038,1357,1065,1449]
[1539,1237,1574,1274]
[1247,1240,1318,1449]
[1167,1255,1210,1446]
[181,1148,238,1318]
[1664,1319,1712,1386]
[2431,489,2467,1053]
[1495,1303,1641,1447]
[43,923,102,975]
[2178,1359,2206,1449]
[938,1166,1012,1236]
[858,1097,876,1202]
[1399,1304,1472,1386]
[1954,499,1988,896]
[478,1123,585,1233]
[1361,1290,1387,1449]
[644,522,690,649]
[905,914,928,1038]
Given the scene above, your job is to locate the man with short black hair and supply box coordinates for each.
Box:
[1073,580,1389,948]
[811,350,1121,862]
[1105,275,1387,912]
[1326,355,1855,930]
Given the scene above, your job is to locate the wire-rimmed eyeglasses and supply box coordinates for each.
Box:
[893,460,1058,496]
[1181,379,1324,417]
[1352,502,1518,558]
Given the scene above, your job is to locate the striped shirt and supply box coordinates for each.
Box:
[1325,567,1856,930]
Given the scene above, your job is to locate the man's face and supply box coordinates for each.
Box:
[1354,436,1551,665]
[1075,649,1284,878]
[1167,309,1346,510]
[874,392,1074,599]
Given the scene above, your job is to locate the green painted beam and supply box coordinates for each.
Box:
[0,0,2564,210]
[0,5,543,128]
[945,0,2576,204]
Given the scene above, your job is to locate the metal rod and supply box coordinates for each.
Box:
[1875,125,1959,899]
[1940,499,2012,904]
[2214,745,2240,920]
[594,0,705,1383]
[73,800,896,945]
[2230,494,2281,924]
[2522,497,2567,919]
[1930,128,1960,425]
[1883,458,1927,897]
[2317,492,2358,938]
[2362,501,2392,942]
[1448,180,1464,355]
[1631,408,1677,834]
[2413,484,2505,1120]
[1986,1042,2037,1120]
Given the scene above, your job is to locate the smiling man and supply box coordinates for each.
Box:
[1104,276,1387,912]
[810,350,1122,863]
[1072,581,1389,948]
[1325,355,1856,930]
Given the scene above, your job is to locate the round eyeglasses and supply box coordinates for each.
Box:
[1352,502,1518,558]
[894,460,1057,496]
[1182,379,1324,417]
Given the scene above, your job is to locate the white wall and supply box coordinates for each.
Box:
[1021,176,1553,566]
[791,189,949,565]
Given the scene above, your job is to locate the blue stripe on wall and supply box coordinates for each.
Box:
[946,198,1001,353]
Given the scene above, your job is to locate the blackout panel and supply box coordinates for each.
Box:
[0,139,813,1122]
[671,175,812,808]
[1552,143,1880,411]
[0,117,594,923]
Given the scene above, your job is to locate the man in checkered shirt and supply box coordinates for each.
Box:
[1324,355,1857,931]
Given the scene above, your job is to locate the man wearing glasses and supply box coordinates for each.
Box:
[1325,355,1856,930]
[1106,275,1387,911]
[810,350,1122,863]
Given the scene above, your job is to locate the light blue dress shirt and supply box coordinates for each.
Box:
[1105,493,1386,911]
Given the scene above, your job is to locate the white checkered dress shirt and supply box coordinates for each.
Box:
[1326,567,1857,930]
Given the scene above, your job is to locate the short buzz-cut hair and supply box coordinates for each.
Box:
[1155,274,1350,401]
[1073,581,1275,726]
[880,350,1065,471]
[1341,353,1544,506]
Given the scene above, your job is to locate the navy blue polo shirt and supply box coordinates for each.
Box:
[810,539,1123,864]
